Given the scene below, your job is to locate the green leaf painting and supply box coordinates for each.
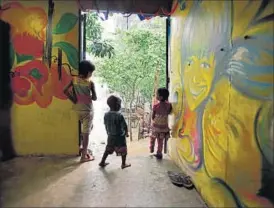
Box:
[29,68,42,80]
[16,53,34,64]
[53,13,78,35]
[53,41,78,70]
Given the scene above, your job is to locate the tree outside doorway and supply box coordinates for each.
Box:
[86,13,166,142]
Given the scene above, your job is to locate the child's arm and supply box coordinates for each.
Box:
[121,115,129,137]
[90,81,97,101]
[63,81,77,104]
[151,104,156,120]
[152,110,156,120]
[104,113,108,133]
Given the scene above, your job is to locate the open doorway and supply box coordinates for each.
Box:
[80,12,168,153]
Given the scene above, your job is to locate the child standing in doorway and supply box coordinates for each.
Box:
[64,60,97,163]
[99,95,131,169]
[150,88,172,159]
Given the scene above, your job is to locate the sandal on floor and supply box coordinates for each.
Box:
[121,163,131,169]
[99,162,109,167]
[153,154,163,160]
[80,154,95,163]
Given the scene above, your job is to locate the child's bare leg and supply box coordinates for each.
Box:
[81,133,89,155]
[156,137,164,155]
[80,133,94,162]
[150,136,156,153]
[99,151,109,167]
[121,155,131,169]
[152,137,163,159]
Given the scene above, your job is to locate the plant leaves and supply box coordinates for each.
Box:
[10,43,15,67]
[16,53,34,64]
[53,13,78,35]
[53,41,78,70]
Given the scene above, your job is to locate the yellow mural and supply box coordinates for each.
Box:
[169,0,274,207]
[0,0,79,155]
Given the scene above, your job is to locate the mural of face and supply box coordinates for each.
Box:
[202,79,230,179]
[169,0,274,207]
[201,79,274,207]
[256,102,274,166]
[183,55,215,111]
[203,78,262,179]
[270,118,274,150]
[176,104,201,170]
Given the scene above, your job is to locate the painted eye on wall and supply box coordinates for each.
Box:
[187,60,193,66]
[173,91,178,103]
[201,62,210,69]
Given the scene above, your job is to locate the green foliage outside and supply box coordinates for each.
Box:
[86,13,114,58]
[95,16,166,105]
[86,14,166,140]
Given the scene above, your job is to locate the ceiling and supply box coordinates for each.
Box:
[79,0,173,15]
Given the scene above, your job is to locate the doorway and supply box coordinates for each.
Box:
[78,11,170,153]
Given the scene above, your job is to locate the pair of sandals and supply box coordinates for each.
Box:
[167,171,194,189]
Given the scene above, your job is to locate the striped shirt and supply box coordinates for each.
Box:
[72,76,93,112]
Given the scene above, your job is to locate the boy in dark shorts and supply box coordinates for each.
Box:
[99,95,131,169]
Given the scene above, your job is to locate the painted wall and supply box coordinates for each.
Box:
[168,0,273,207]
[0,0,79,155]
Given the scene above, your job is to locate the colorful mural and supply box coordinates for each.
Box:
[169,0,274,207]
[0,1,78,108]
[0,0,79,155]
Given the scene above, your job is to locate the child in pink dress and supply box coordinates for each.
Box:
[150,88,172,159]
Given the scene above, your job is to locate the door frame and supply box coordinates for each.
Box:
[165,17,170,89]
[78,10,87,147]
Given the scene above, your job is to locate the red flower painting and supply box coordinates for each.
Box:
[1,2,77,108]
[13,33,44,58]
[11,60,72,108]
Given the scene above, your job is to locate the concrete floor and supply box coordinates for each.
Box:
[0,139,206,207]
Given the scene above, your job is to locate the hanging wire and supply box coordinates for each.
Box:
[77,0,84,11]
[122,0,134,17]
[123,13,133,18]
[94,0,100,14]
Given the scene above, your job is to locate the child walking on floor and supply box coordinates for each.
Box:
[99,95,131,169]
[64,60,97,163]
[150,88,172,159]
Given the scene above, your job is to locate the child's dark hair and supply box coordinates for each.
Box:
[79,60,95,78]
[157,88,169,101]
[107,95,121,111]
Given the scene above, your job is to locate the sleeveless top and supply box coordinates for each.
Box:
[72,76,93,112]
[152,101,171,133]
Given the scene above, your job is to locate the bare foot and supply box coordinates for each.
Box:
[80,154,95,163]
[121,163,131,169]
[79,148,93,156]
[99,162,109,167]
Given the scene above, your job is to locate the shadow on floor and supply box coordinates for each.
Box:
[0,139,206,207]
[0,157,81,207]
